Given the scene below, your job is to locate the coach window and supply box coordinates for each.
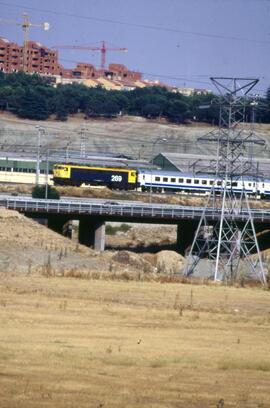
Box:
[178,178,184,183]
[163,177,168,182]
[202,180,207,185]
[232,182,238,187]
[217,181,222,186]
[209,180,214,185]
[187,179,191,184]
[248,183,251,187]
[171,178,176,183]
[155,176,160,181]
[194,179,199,184]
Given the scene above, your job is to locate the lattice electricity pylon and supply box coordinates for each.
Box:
[184,77,267,285]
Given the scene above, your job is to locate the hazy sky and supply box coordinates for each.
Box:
[0,0,269,94]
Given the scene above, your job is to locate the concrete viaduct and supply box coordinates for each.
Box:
[1,196,270,254]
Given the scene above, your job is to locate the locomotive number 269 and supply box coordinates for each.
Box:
[111,175,122,182]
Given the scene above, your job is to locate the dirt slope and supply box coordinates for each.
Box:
[0,208,184,278]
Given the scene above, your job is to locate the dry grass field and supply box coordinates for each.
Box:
[0,275,270,408]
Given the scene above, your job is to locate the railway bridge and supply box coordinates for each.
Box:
[1,196,270,253]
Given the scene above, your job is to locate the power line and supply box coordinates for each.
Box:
[0,1,269,45]
[60,57,270,91]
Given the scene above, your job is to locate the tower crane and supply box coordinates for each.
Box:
[52,41,127,69]
[0,13,50,72]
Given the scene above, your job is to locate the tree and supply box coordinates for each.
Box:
[0,86,13,110]
[54,93,68,121]
[165,100,189,123]
[142,103,162,118]
[17,88,49,120]
[32,185,60,199]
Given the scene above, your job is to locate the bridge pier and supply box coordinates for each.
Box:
[177,220,199,256]
[78,218,105,251]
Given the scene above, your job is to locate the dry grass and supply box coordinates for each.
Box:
[0,275,270,407]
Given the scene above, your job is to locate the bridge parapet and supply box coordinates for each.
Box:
[1,196,270,224]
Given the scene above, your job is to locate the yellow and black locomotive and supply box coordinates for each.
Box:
[53,163,137,190]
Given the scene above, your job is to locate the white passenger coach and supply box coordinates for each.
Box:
[138,170,270,198]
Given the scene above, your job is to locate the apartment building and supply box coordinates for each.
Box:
[0,37,61,75]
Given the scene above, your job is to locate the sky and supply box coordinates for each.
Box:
[0,0,269,94]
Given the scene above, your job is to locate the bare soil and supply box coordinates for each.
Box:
[0,208,183,279]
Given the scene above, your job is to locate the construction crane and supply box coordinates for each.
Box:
[52,41,128,69]
[0,13,50,71]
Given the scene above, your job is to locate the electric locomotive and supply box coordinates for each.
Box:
[53,163,137,190]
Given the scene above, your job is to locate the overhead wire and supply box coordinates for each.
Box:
[0,1,269,45]
[0,2,269,91]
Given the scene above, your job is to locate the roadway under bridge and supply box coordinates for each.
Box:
[1,196,270,254]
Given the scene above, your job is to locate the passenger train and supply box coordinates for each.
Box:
[53,163,270,199]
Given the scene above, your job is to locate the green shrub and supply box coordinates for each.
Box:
[32,185,60,199]
[106,223,131,235]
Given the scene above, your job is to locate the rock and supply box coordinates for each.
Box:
[156,250,185,275]
[111,250,154,273]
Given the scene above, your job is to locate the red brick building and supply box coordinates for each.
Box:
[60,62,142,82]
[0,37,61,75]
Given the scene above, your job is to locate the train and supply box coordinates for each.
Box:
[52,163,270,198]
[53,164,137,189]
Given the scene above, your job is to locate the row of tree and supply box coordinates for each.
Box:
[0,71,269,123]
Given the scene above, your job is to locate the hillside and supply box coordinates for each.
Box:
[0,111,212,159]
[1,112,270,160]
